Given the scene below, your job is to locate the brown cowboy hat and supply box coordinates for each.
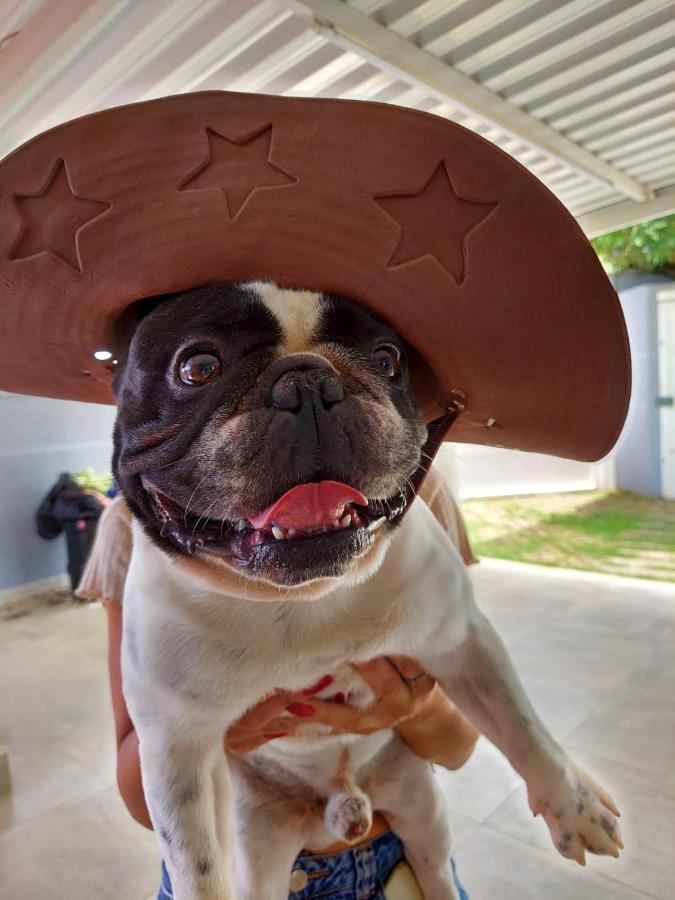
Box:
[0,91,629,461]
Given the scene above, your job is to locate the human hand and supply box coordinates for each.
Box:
[302,657,479,769]
[302,657,437,735]
[224,658,437,753]
[224,675,334,754]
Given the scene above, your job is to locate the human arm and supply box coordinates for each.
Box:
[106,600,153,829]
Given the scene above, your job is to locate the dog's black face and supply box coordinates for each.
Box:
[113,282,428,586]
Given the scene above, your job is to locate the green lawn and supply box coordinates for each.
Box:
[461,491,675,583]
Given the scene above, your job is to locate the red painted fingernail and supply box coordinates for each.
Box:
[263,732,288,739]
[286,702,315,717]
[333,692,345,703]
[352,824,363,835]
[301,674,334,696]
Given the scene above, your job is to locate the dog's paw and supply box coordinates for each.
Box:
[528,762,623,866]
[324,790,372,842]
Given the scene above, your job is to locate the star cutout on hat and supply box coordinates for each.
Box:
[179,124,297,218]
[9,158,111,272]
[375,162,497,285]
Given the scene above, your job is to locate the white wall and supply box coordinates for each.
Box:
[434,443,614,500]
[0,392,116,591]
[611,281,668,497]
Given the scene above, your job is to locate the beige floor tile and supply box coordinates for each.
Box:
[471,565,572,642]
[0,632,111,750]
[443,805,482,853]
[0,736,110,831]
[515,668,608,742]
[564,660,675,778]
[453,824,660,900]
[0,599,106,656]
[505,620,650,694]
[436,737,522,823]
[51,719,118,776]
[0,785,160,900]
[485,749,675,900]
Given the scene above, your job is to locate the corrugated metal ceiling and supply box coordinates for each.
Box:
[0,0,673,234]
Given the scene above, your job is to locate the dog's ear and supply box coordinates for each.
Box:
[404,340,443,423]
[111,292,180,396]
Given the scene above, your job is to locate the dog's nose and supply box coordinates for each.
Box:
[269,357,345,414]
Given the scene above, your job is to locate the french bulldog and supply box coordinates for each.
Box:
[113,281,622,900]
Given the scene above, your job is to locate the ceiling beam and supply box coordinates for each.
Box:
[0,0,134,149]
[282,0,652,204]
[577,186,675,238]
[140,3,292,100]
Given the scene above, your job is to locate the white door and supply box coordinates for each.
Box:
[657,293,675,499]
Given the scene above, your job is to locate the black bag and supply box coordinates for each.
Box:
[36,473,104,592]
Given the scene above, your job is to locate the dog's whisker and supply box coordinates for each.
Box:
[184,472,212,525]
[402,475,416,495]
[192,497,219,536]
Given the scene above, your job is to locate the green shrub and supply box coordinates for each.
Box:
[591,214,675,275]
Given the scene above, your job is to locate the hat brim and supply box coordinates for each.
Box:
[0,91,629,461]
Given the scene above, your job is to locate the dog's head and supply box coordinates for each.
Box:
[113,282,428,588]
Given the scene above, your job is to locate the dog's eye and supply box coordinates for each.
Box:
[179,352,222,385]
[371,345,400,378]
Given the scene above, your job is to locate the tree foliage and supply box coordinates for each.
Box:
[591,214,675,275]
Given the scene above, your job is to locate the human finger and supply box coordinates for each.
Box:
[296,698,375,734]
[224,713,304,754]
[356,657,435,703]
[381,656,436,705]
[231,689,294,733]
[259,715,304,736]
[400,669,436,703]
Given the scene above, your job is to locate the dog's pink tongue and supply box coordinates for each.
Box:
[249,481,367,531]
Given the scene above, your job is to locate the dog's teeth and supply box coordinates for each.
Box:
[370,516,387,532]
[340,513,351,528]
[234,519,247,532]
[287,528,297,538]
[272,526,285,540]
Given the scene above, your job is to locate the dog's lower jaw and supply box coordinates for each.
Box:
[210,523,377,586]
[134,475,399,587]
[181,523,395,600]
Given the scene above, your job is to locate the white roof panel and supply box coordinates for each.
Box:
[0,0,672,234]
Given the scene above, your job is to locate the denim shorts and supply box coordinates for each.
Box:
[157,829,469,899]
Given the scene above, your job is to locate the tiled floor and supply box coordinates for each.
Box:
[0,559,673,899]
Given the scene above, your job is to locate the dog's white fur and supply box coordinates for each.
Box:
[121,284,621,900]
[123,505,621,900]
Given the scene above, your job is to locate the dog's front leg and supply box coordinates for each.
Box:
[422,611,623,866]
[138,724,234,900]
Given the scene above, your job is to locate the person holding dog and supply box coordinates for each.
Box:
[79,467,478,899]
